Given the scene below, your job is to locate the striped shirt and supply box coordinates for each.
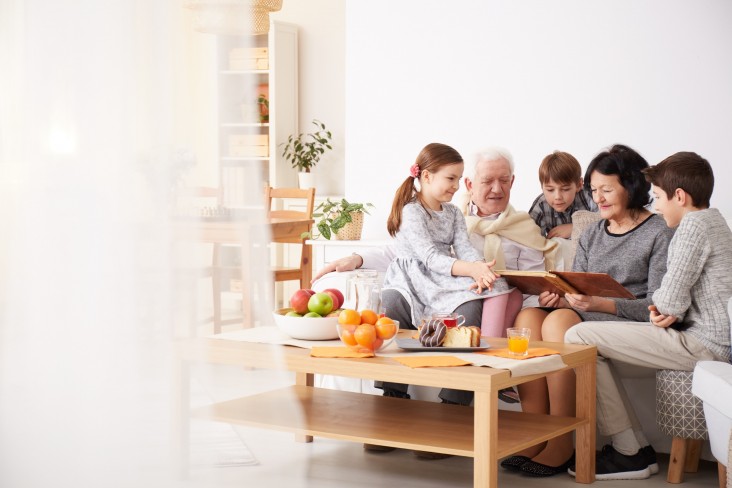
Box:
[529,189,597,237]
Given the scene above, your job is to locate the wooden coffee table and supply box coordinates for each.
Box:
[175,333,596,487]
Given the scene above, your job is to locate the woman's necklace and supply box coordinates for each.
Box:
[609,212,647,234]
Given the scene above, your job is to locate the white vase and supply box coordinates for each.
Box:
[298,171,315,189]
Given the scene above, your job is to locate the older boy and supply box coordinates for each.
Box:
[529,150,597,238]
[566,151,732,480]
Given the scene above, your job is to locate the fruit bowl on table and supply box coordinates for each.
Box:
[273,308,340,340]
[337,311,399,353]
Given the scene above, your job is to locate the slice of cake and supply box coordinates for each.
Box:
[443,326,481,347]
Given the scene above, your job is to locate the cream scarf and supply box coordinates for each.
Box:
[463,201,559,271]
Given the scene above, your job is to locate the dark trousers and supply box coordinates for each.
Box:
[375,289,482,405]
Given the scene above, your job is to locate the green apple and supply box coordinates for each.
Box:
[285,311,302,317]
[303,311,321,318]
[307,292,334,316]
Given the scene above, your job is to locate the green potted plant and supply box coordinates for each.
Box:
[281,119,333,188]
[306,198,375,240]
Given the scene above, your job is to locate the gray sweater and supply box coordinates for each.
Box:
[573,214,675,322]
[652,208,732,360]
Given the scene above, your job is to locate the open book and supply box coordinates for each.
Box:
[495,270,635,299]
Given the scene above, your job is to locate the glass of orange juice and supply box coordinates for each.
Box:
[507,327,531,357]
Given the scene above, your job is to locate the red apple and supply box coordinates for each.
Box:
[322,288,344,309]
[290,289,313,315]
[322,290,342,310]
[308,292,334,316]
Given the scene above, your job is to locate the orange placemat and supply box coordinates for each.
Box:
[391,356,472,368]
[310,346,374,358]
[478,347,560,360]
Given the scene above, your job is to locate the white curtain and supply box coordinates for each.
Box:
[0,1,275,486]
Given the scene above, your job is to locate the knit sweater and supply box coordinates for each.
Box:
[652,208,732,360]
[573,214,675,322]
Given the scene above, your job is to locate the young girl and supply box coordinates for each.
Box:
[383,142,514,334]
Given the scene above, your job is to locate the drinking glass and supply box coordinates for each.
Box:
[507,327,531,356]
[430,312,466,328]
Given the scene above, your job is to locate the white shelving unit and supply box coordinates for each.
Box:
[216,21,298,208]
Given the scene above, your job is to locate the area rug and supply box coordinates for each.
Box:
[188,377,259,468]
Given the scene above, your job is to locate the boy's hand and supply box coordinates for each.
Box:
[648,305,678,328]
[547,223,573,239]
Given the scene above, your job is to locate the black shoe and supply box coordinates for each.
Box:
[441,398,463,405]
[383,389,410,399]
[500,455,530,471]
[363,443,396,453]
[498,387,520,404]
[519,454,574,477]
[568,445,650,480]
[413,450,452,460]
[640,445,659,475]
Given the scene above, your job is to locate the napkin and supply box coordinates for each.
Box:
[391,356,472,368]
[310,346,374,358]
[478,347,560,360]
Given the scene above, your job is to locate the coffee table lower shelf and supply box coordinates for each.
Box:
[192,385,587,458]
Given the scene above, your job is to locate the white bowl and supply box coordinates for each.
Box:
[273,308,340,340]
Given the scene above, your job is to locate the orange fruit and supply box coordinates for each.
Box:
[375,316,395,326]
[338,309,361,326]
[360,309,378,325]
[340,327,358,347]
[354,324,376,349]
[375,321,397,340]
[372,337,384,351]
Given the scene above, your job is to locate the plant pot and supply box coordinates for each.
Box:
[335,211,364,240]
[298,171,315,189]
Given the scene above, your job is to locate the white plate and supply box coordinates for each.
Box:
[395,338,490,352]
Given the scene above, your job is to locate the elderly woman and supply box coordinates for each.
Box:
[502,144,675,478]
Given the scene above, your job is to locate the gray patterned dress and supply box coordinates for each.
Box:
[383,201,512,326]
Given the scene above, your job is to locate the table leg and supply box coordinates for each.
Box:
[473,390,498,488]
[295,372,314,443]
[239,227,252,328]
[574,357,596,483]
[172,355,191,478]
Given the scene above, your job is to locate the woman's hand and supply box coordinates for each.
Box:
[563,294,617,314]
[648,305,678,328]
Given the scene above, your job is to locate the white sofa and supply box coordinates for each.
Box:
[692,298,732,487]
[312,214,732,454]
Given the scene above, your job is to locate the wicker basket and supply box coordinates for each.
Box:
[335,211,364,240]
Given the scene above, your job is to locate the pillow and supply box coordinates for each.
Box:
[571,210,602,254]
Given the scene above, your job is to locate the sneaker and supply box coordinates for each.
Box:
[568,445,650,480]
[383,389,411,400]
[640,445,659,475]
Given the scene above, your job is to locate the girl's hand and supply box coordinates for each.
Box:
[469,274,495,294]
[649,305,678,328]
[469,262,497,285]
[538,291,563,308]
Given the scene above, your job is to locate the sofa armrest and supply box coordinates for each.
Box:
[692,360,732,418]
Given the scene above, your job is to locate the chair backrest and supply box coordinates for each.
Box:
[265,187,316,221]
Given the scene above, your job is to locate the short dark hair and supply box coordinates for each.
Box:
[584,144,651,211]
[642,152,714,208]
[538,151,582,185]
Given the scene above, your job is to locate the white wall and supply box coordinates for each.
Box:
[273,0,345,197]
[346,0,732,239]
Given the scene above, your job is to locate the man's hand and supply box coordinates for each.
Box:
[648,305,678,328]
[311,254,364,283]
[547,223,573,239]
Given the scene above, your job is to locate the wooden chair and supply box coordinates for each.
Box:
[265,186,316,290]
[212,187,315,330]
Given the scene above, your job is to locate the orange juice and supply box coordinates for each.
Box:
[508,336,529,355]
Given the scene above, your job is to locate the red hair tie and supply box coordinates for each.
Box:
[409,163,420,178]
